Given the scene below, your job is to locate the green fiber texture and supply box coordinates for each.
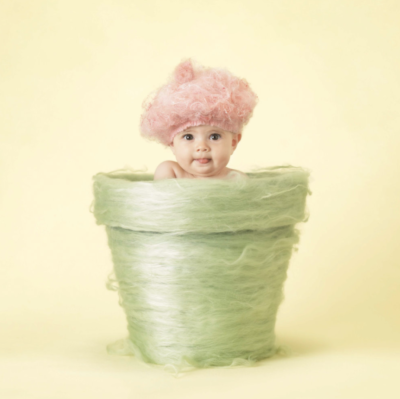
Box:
[92,166,310,372]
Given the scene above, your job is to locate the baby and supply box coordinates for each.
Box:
[139,59,258,180]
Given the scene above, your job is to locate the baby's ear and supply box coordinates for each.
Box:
[232,133,242,151]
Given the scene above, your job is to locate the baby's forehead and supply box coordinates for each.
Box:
[182,125,230,134]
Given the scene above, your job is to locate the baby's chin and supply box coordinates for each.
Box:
[188,165,230,179]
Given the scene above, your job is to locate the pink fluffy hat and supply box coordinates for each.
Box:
[140,59,258,146]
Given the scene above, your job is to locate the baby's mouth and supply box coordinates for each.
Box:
[195,158,211,164]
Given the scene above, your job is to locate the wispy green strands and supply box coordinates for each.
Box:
[92,166,311,373]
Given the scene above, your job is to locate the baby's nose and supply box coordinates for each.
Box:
[196,139,209,151]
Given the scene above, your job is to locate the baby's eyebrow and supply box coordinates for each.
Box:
[209,130,225,135]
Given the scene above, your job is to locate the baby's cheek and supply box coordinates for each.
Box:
[222,150,232,162]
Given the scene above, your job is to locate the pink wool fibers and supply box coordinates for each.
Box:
[140,59,258,146]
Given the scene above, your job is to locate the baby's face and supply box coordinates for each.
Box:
[170,125,241,178]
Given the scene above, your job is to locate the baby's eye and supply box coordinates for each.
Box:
[183,134,193,140]
[210,133,221,140]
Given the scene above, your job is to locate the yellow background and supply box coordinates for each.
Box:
[1,0,399,397]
